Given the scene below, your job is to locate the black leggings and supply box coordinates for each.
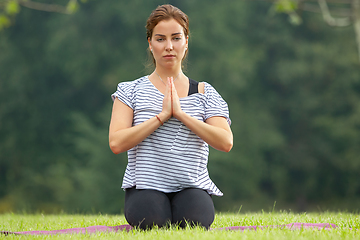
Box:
[124,188,215,230]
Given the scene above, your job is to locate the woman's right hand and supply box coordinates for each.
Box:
[158,77,172,122]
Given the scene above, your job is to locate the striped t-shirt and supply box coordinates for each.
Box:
[111,76,231,196]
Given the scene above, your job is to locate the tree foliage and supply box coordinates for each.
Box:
[272,0,360,62]
[0,0,359,213]
[0,0,84,30]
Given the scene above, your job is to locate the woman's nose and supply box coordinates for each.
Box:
[165,40,173,51]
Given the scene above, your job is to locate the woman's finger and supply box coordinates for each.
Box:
[169,77,183,119]
[161,77,172,118]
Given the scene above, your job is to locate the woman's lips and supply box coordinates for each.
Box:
[163,55,175,59]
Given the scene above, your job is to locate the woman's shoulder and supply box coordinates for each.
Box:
[116,76,150,92]
[118,76,149,87]
[112,76,149,100]
[185,80,219,98]
[201,82,220,96]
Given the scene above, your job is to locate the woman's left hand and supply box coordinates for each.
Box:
[169,77,184,120]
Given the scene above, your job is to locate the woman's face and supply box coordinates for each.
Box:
[148,18,188,69]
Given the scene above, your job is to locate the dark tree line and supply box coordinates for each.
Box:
[0,0,359,213]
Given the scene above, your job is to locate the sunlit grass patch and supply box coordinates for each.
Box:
[0,211,358,239]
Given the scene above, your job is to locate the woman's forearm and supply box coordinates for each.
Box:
[169,79,232,152]
[109,112,168,154]
[176,112,233,152]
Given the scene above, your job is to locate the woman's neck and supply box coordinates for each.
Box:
[154,67,183,80]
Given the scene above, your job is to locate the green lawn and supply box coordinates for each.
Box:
[0,211,358,239]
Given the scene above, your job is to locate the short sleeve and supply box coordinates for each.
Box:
[111,81,135,110]
[204,82,231,125]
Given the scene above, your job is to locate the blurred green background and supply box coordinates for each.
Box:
[0,0,359,214]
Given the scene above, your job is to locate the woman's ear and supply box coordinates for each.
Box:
[148,37,152,52]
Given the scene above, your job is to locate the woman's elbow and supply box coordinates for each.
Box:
[109,140,124,154]
[215,138,233,152]
[221,132,233,152]
[223,140,233,152]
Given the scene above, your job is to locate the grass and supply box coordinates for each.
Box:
[0,211,358,239]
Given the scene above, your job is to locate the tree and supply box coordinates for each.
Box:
[0,0,82,30]
[1,0,359,213]
[272,0,360,62]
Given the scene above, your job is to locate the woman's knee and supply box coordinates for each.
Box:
[124,188,172,230]
[171,188,215,229]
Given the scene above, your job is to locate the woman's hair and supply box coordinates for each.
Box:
[145,4,190,67]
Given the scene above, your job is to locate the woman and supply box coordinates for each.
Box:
[109,4,233,230]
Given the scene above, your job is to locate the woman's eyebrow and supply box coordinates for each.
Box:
[154,32,182,37]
